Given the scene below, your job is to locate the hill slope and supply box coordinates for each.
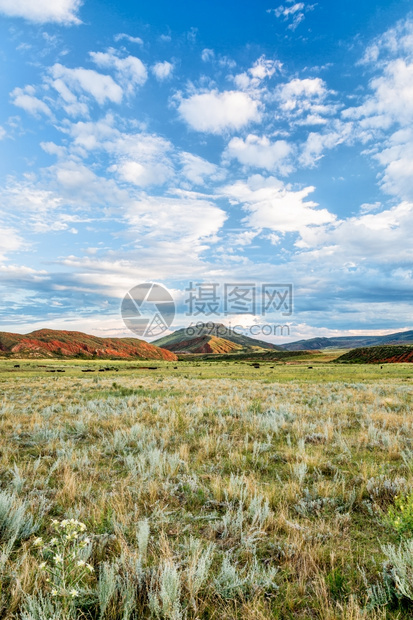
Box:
[162,335,243,354]
[281,329,413,351]
[0,329,177,360]
[153,323,281,352]
[335,345,413,364]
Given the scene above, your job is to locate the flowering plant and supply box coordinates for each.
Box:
[387,491,413,537]
[33,519,95,611]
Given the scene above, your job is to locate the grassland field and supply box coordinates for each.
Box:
[0,355,413,619]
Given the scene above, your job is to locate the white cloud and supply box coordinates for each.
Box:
[48,75,89,117]
[234,55,282,90]
[360,18,413,65]
[46,160,130,209]
[375,130,413,200]
[0,181,72,233]
[113,159,171,187]
[344,59,413,128]
[0,127,5,140]
[114,33,144,45]
[152,61,173,81]
[0,0,82,24]
[273,77,339,130]
[126,195,227,241]
[1,160,129,235]
[107,133,174,187]
[64,117,221,188]
[297,201,413,265]
[50,63,123,106]
[342,19,413,201]
[249,55,282,80]
[299,123,352,167]
[222,175,335,234]
[64,114,119,151]
[360,202,381,214]
[178,90,261,134]
[278,77,327,110]
[48,193,229,287]
[179,153,222,186]
[90,50,147,92]
[11,85,52,117]
[0,226,23,259]
[201,48,214,62]
[225,134,292,174]
[268,2,314,31]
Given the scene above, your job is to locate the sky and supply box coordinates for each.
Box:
[0,0,412,343]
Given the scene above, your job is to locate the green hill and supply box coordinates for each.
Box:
[335,345,413,364]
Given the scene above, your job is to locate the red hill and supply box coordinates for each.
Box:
[0,329,177,361]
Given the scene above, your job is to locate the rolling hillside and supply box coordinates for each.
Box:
[281,329,413,351]
[335,345,413,364]
[0,329,177,360]
[152,323,281,352]
[161,335,244,354]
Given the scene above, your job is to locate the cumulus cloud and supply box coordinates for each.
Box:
[297,201,413,265]
[360,18,413,65]
[64,120,174,188]
[63,114,119,151]
[0,0,82,24]
[234,55,282,90]
[11,85,52,117]
[277,77,328,110]
[50,63,123,106]
[250,55,282,80]
[273,76,340,130]
[225,135,292,174]
[178,90,261,134]
[112,157,172,187]
[152,61,174,81]
[344,59,413,128]
[222,175,335,234]
[107,133,174,187]
[179,153,221,185]
[375,130,413,200]
[90,50,147,93]
[342,18,413,201]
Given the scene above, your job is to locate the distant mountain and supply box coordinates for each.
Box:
[280,330,413,351]
[0,329,177,360]
[336,345,413,364]
[152,323,282,353]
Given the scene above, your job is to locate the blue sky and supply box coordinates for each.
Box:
[0,0,412,342]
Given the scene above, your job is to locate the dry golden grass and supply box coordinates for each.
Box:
[0,363,412,618]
